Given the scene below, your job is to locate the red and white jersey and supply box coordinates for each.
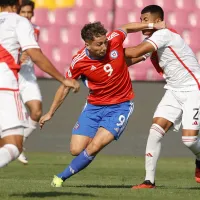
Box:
[65,30,134,105]
[0,12,40,91]
[146,29,200,91]
[20,23,40,79]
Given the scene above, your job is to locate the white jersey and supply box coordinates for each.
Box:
[19,24,40,81]
[0,12,40,91]
[146,29,200,91]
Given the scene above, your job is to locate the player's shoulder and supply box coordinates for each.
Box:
[107,29,126,41]
[32,23,40,30]
[152,28,172,37]
[71,47,87,68]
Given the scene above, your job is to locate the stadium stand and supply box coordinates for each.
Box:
[32,0,200,81]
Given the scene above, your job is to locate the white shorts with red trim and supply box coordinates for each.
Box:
[153,90,200,131]
[0,91,28,132]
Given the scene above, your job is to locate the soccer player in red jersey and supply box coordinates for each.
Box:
[39,21,165,187]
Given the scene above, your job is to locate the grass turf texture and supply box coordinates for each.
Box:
[0,153,199,200]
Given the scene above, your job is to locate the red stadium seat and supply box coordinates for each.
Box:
[61,26,84,47]
[115,0,134,10]
[115,9,141,28]
[59,44,80,65]
[153,0,176,12]
[53,8,71,26]
[32,8,50,27]
[75,0,94,9]
[132,0,154,10]
[88,8,113,29]
[188,12,200,28]
[182,29,200,49]
[175,0,196,12]
[123,32,143,48]
[167,11,190,29]
[93,0,114,11]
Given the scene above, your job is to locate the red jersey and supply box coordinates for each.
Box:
[65,30,134,105]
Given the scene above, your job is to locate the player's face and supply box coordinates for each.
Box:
[19,5,33,21]
[140,12,160,36]
[86,35,108,58]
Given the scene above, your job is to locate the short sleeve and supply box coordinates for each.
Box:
[107,29,127,45]
[16,17,40,51]
[146,29,170,50]
[65,63,82,79]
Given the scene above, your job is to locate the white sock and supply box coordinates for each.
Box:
[0,144,20,167]
[24,117,37,142]
[145,124,165,183]
[182,136,200,160]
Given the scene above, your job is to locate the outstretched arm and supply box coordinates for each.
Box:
[39,84,70,128]
[125,42,155,58]
[125,56,146,67]
[119,21,166,34]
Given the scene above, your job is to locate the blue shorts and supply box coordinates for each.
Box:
[72,101,134,140]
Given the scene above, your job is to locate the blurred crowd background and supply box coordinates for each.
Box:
[32,0,200,81]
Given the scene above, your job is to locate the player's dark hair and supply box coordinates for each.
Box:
[0,0,19,7]
[141,5,164,20]
[17,0,35,14]
[81,22,107,41]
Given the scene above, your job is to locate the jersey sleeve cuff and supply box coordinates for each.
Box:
[21,45,40,51]
[146,39,158,50]
[117,29,127,38]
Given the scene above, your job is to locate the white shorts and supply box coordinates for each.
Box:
[153,90,200,131]
[0,91,28,132]
[19,69,42,104]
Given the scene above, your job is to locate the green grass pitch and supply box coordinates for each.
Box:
[0,152,199,200]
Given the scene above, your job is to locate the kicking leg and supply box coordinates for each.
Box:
[52,128,114,187]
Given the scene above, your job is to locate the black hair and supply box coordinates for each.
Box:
[0,0,19,7]
[141,5,164,20]
[17,0,35,13]
[81,21,107,41]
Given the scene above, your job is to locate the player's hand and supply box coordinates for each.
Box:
[62,78,80,93]
[154,21,167,30]
[39,112,52,129]
[20,51,29,63]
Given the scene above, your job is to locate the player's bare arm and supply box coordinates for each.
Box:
[39,84,70,128]
[26,48,80,92]
[120,21,166,34]
[124,42,155,58]
[125,57,146,67]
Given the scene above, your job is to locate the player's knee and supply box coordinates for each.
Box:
[70,146,83,156]
[3,144,20,160]
[86,142,101,155]
[30,109,42,122]
[182,136,198,148]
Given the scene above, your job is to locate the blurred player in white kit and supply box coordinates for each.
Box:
[0,0,79,168]
[17,0,42,164]
[125,5,200,189]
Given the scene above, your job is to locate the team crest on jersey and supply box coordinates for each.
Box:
[110,50,118,59]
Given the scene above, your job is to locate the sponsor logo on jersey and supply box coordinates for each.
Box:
[107,32,119,41]
[90,65,96,71]
[110,50,118,59]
